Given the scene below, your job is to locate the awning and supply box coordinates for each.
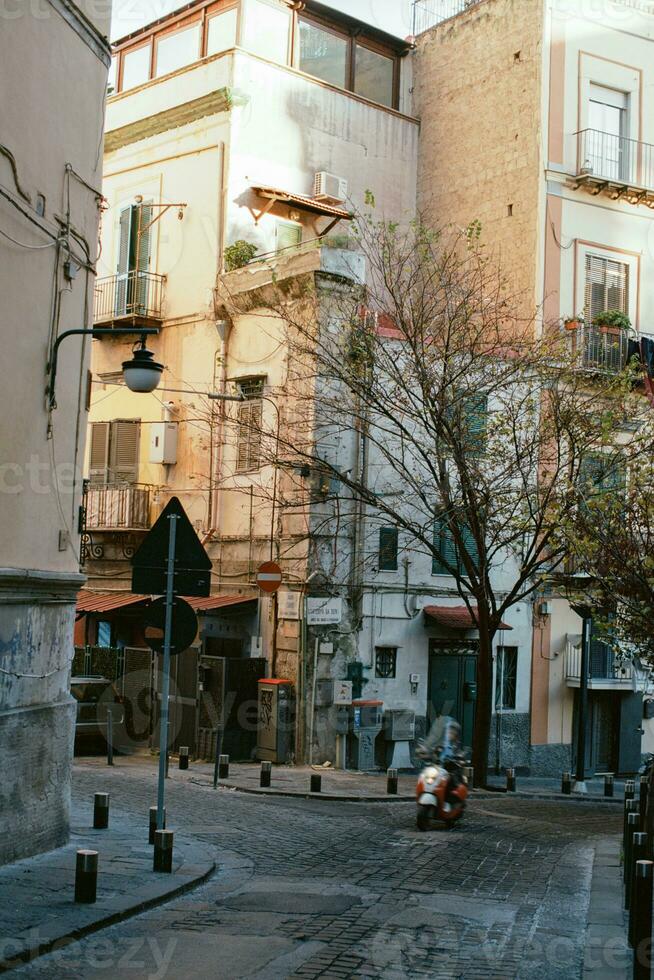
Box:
[251,185,353,220]
[76,590,257,615]
[76,590,150,614]
[424,605,513,631]
[185,595,257,612]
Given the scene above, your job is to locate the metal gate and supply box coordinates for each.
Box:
[153,647,200,755]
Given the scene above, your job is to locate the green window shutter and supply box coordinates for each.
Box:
[275,221,302,254]
[432,516,457,575]
[378,527,398,571]
[464,393,488,454]
[459,523,480,574]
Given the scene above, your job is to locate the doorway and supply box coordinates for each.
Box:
[428,642,477,751]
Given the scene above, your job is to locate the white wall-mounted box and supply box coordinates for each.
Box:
[149,422,178,464]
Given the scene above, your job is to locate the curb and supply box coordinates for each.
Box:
[191,777,625,806]
[0,850,216,973]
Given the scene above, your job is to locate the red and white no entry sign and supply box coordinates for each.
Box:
[256,561,283,594]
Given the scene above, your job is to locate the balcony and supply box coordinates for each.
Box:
[85,484,151,531]
[565,640,637,690]
[572,129,654,206]
[94,271,165,327]
[412,0,481,33]
[563,321,631,374]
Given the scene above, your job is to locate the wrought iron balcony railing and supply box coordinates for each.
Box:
[85,484,151,531]
[94,271,165,325]
[576,129,654,191]
[563,321,631,373]
[412,0,480,33]
[565,643,633,686]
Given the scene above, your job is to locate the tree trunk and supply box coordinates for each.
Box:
[472,624,495,788]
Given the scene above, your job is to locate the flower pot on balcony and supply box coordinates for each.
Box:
[564,318,580,331]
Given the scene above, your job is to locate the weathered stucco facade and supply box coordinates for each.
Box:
[0,0,111,863]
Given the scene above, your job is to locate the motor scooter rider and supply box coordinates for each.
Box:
[420,715,467,797]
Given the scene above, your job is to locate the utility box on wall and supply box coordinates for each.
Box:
[149,422,178,464]
[257,679,295,763]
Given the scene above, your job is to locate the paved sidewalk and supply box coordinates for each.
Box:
[0,794,215,972]
[583,838,629,979]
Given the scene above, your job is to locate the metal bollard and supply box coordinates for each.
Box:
[506,768,516,792]
[640,776,649,829]
[149,805,165,845]
[629,833,650,935]
[626,779,636,802]
[179,746,189,771]
[632,860,654,980]
[310,773,322,793]
[387,768,398,795]
[260,761,272,788]
[626,816,643,910]
[561,772,571,795]
[625,799,639,861]
[153,829,174,873]
[106,710,114,767]
[93,792,109,830]
[604,773,614,798]
[464,766,474,788]
[218,754,229,779]
[625,812,640,897]
[74,849,98,903]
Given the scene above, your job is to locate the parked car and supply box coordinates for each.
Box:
[71,676,122,754]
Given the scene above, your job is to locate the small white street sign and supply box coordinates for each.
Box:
[278,590,301,620]
[334,680,353,705]
[306,597,342,625]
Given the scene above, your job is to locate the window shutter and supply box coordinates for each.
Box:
[236,379,264,472]
[88,422,109,485]
[275,221,302,254]
[109,421,140,484]
[378,527,398,571]
[432,516,457,575]
[117,206,133,276]
[585,254,629,321]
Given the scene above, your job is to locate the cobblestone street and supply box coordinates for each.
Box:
[9,759,624,979]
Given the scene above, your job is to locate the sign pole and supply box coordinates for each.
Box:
[157,514,178,830]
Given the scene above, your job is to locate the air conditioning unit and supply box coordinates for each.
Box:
[314,171,348,204]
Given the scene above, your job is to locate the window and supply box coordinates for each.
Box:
[585,254,629,322]
[89,421,141,485]
[432,516,479,576]
[588,84,628,181]
[207,8,238,56]
[121,44,151,91]
[236,378,264,472]
[296,14,399,109]
[375,647,397,679]
[116,203,153,316]
[275,220,302,254]
[97,621,112,647]
[242,0,290,63]
[578,453,626,513]
[155,23,201,77]
[298,18,348,88]
[378,526,398,571]
[445,391,488,455]
[354,43,395,109]
[495,647,517,710]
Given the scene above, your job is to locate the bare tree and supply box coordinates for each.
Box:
[221,217,638,784]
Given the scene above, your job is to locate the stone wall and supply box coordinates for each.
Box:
[414,0,544,325]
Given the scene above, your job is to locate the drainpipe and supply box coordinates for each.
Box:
[209,319,231,536]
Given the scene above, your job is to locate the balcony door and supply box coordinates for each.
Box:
[115,203,152,317]
[588,84,629,182]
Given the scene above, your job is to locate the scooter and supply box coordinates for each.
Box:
[415,716,469,831]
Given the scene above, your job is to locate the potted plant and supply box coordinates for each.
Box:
[593,309,631,335]
[563,314,584,331]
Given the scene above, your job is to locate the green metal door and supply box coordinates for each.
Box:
[428,645,477,750]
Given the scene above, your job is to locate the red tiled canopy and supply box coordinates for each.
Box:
[76,590,256,615]
[423,605,512,630]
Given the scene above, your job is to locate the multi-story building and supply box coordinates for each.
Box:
[0,1,112,863]
[414,0,654,775]
[80,0,420,763]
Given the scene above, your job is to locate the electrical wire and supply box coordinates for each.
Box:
[0,663,69,680]
[0,226,60,249]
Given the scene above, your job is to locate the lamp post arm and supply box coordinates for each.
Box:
[47,326,159,410]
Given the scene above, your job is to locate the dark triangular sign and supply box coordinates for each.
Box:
[131,496,211,597]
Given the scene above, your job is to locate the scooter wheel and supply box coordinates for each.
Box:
[416,805,432,832]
